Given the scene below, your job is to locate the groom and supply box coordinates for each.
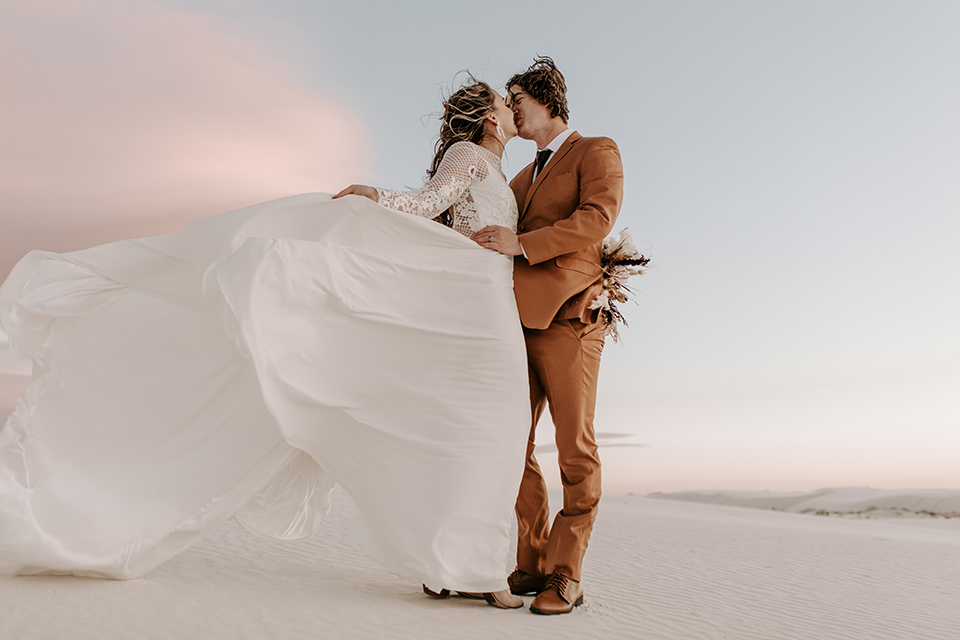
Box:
[473,57,623,615]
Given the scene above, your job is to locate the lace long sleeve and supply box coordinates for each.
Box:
[377,141,485,219]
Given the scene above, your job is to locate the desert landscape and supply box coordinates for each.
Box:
[2,486,957,640]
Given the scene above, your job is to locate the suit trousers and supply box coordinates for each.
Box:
[515,316,603,582]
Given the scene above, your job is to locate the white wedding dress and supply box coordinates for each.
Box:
[0,142,528,592]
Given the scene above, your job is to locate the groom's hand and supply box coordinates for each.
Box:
[334,185,379,202]
[471,225,523,256]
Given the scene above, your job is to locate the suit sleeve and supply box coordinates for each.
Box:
[518,138,623,265]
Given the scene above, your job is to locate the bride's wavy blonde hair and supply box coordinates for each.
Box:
[427,76,497,179]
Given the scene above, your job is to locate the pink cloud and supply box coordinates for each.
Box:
[0,0,370,279]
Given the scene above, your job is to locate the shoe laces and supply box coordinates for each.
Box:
[544,572,570,594]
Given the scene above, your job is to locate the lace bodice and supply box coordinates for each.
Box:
[377,141,518,236]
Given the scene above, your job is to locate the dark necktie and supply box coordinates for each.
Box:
[533,149,553,180]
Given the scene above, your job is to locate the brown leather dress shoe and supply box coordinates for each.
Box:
[507,568,548,595]
[529,573,583,615]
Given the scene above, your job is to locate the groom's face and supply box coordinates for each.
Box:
[507,86,552,141]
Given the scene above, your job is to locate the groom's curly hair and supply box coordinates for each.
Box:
[506,56,569,124]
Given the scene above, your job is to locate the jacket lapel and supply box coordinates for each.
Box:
[522,131,581,215]
[512,163,535,214]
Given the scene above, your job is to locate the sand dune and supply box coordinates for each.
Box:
[651,487,960,518]
[2,488,958,639]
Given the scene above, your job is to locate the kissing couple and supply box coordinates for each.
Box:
[0,56,623,616]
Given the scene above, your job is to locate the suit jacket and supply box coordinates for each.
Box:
[510,131,624,330]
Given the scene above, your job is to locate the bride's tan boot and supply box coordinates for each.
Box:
[482,589,523,609]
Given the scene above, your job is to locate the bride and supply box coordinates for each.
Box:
[0,80,528,608]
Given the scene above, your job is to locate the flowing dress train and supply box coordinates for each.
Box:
[0,189,529,592]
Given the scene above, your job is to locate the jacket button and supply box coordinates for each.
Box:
[519,225,526,232]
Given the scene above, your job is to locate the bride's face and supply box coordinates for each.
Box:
[490,92,518,139]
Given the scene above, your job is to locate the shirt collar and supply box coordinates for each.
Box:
[539,128,574,154]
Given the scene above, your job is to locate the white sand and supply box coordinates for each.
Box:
[2,487,959,640]
[651,487,960,519]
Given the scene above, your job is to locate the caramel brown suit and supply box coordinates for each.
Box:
[510,131,623,581]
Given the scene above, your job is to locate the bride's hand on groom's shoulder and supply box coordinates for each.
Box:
[334,185,379,202]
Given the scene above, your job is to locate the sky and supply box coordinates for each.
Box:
[1,0,958,494]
